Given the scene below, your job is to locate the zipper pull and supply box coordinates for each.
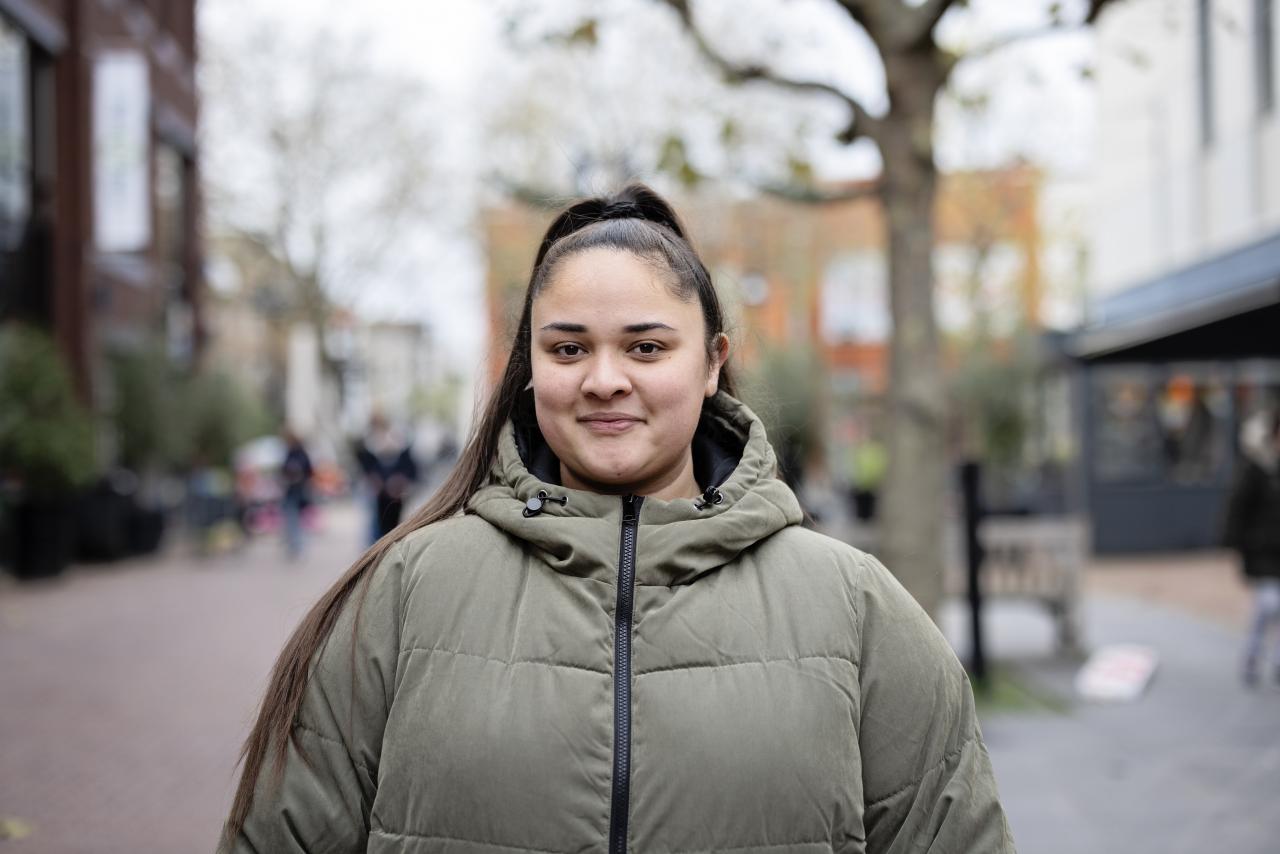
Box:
[622,494,639,523]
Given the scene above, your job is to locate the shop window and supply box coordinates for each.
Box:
[155,142,192,364]
[1092,367,1162,483]
[0,15,30,259]
[1155,371,1229,484]
[154,143,186,281]
[0,16,52,324]
[1233,363,1280,452]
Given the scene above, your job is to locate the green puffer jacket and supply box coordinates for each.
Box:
[225,395,1014,854]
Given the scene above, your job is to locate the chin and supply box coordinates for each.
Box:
[574,459,644,492]
[591,467,642,490]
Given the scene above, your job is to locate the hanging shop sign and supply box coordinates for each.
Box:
[93,50,151,253]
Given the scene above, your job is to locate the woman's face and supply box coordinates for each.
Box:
[530,248,727,501]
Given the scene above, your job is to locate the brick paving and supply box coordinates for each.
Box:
[0,501,366,854]
[1085,550,1252,627]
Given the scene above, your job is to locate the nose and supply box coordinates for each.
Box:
[580,352,632,400]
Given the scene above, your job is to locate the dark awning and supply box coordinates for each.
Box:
[1067,231,1280,360]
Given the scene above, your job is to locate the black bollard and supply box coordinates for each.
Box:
[959,460,988,689]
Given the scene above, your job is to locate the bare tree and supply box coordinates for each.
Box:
[660,0,1123,616]
[201,22,436,388]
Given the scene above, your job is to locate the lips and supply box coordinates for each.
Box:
[578,412,643,433]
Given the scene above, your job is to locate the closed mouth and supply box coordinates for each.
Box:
[578,413,643,424]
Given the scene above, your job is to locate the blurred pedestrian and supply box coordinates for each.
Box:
[355,413,418,543]
[279,429,314,560]
[1223,408,1280,687]
[220,184,1013,853]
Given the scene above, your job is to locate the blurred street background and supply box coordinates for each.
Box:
[2,0,1279,851]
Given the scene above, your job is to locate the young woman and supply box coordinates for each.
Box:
[221,185,1014,854]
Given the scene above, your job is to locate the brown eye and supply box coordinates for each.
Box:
[633,342,661,356]
[555,344,583,357]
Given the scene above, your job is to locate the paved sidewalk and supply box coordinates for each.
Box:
[1085,550,1252,626]
[942,592,1280,854]
[0,501,366,854]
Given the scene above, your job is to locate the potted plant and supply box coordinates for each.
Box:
[0,324,97,578]
[90,344,186,558]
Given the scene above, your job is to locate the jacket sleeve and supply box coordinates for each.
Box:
[853,554,1015,853]
[220,541,407,854]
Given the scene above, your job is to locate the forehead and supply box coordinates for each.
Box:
[533,248,695,323]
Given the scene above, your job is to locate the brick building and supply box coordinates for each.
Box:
[481,167,1048,469]
[0,0,202,400]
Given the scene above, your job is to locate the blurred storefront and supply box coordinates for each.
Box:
[0,0,202,399]
[1066,237,1280,552]
[1070,0,1280,553]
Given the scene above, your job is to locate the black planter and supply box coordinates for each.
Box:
[76,483,132,562]
[12,498,78,579]
[127,505,166,556]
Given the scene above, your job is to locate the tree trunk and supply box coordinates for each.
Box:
[875,53,947,619]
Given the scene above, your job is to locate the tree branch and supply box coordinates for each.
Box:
[760,179,882,205]
[660,0,882,144]
[834,0,959,52]
[950,0,1126,68]
[493,175,576,211]
[889,0,959,50]
[1086,0,1124,25]
[832,0,876,35]
[951,24,1076,66]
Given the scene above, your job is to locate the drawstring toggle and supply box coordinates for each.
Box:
[694,486,724,510]
[523,489,568,517]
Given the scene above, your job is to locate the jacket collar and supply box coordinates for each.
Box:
[467,393,803,586]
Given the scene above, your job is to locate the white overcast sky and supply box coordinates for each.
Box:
[198,0,1099,381]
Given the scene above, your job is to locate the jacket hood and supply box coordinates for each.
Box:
[467,392,803,586]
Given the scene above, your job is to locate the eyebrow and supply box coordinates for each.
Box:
[538,322,677,334]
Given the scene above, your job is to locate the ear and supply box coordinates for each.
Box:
[704,333,730,398]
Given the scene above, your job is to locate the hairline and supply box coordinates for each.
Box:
[534,242,696,305]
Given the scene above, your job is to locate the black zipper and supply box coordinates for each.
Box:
[608,494,643,854]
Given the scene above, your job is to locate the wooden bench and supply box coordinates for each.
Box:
[946,516,1089,655]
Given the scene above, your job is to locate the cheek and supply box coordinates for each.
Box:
[650,364,710,429]
[531,361,576,408]
[531,363,582,458]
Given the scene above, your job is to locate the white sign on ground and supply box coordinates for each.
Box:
[1075,643,1159,702]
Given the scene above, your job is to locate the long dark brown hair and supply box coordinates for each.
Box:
[224,183,735,838]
